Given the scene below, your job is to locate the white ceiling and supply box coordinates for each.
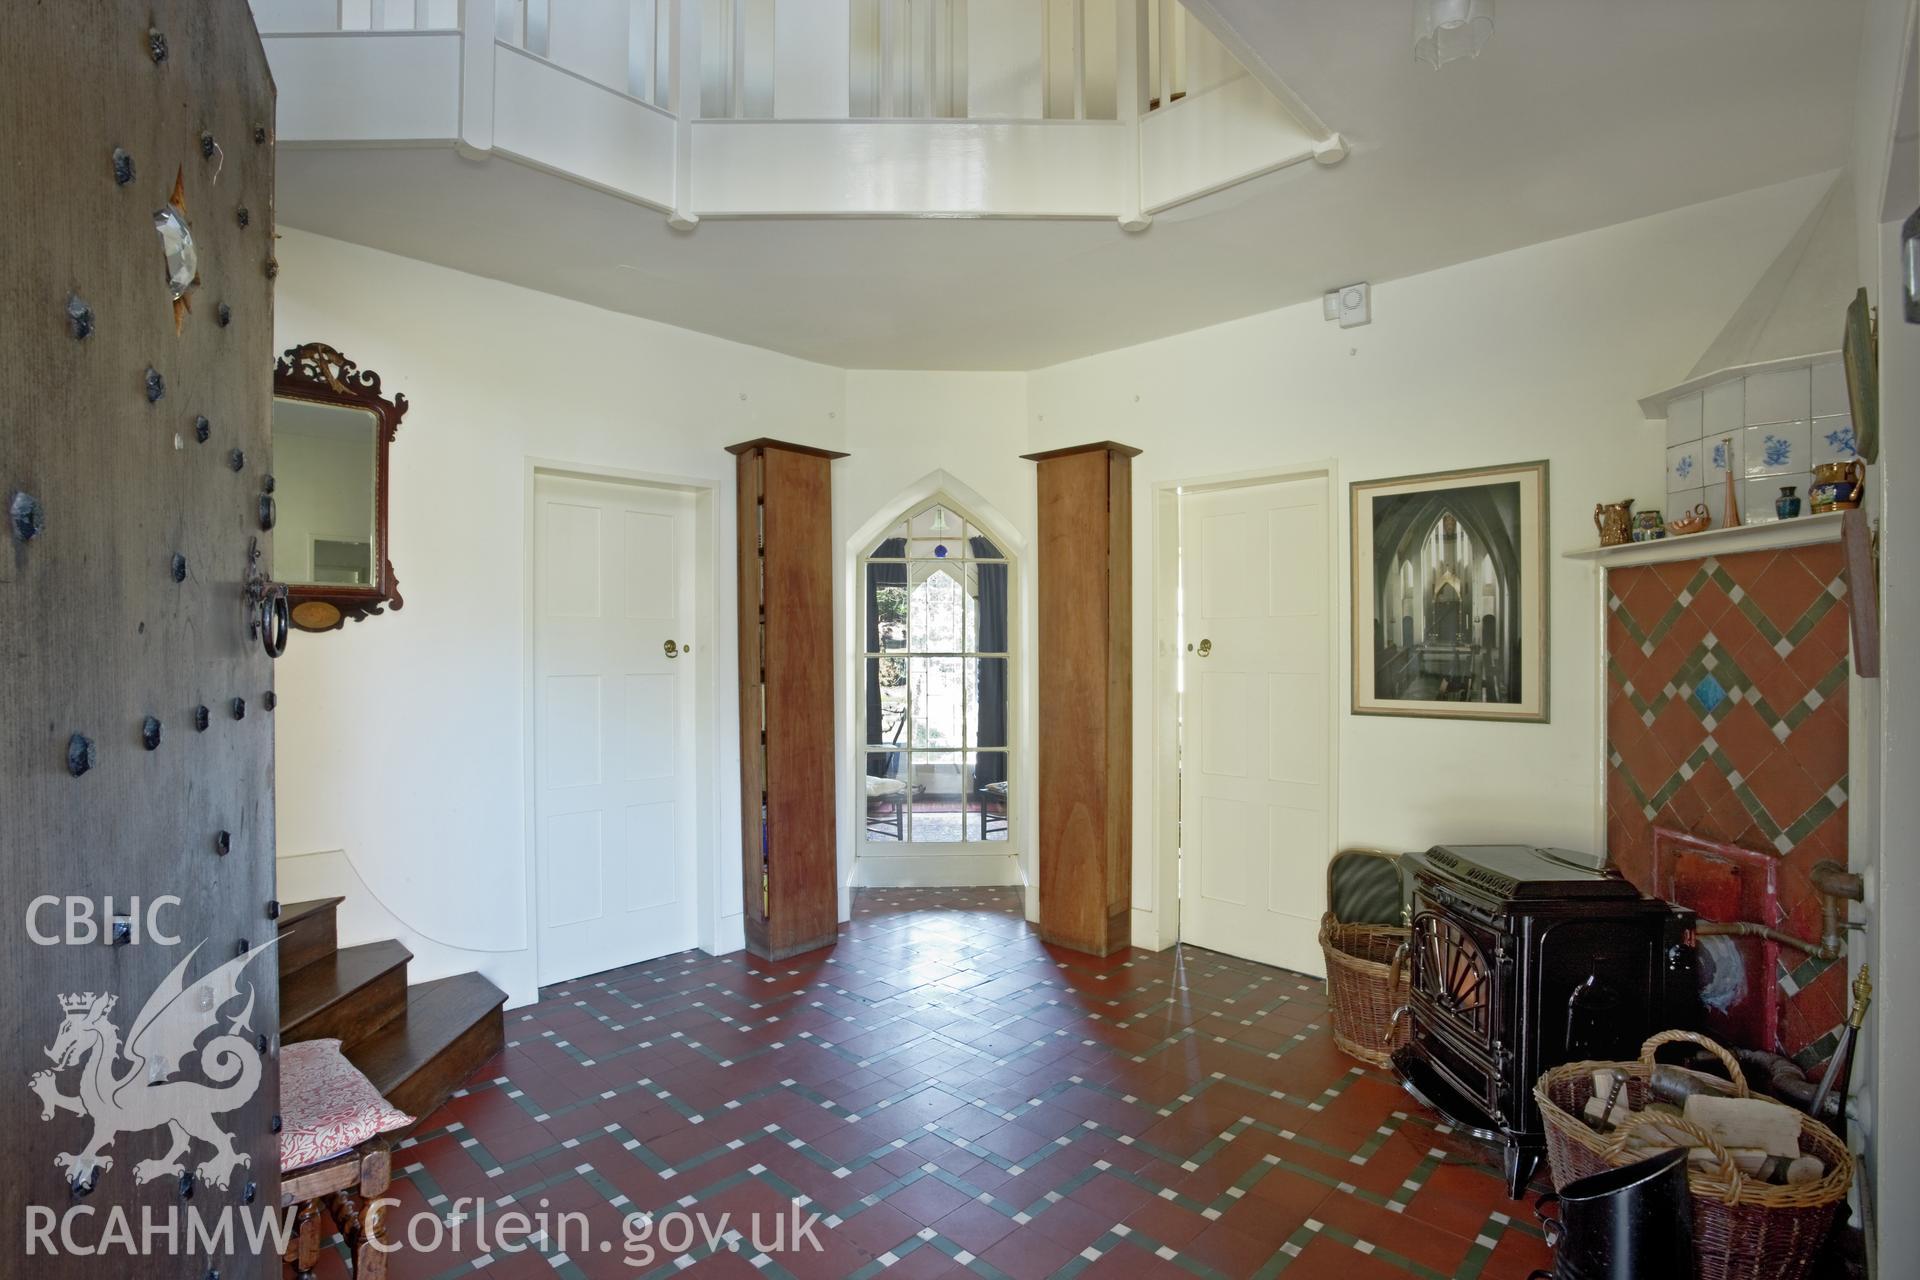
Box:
[275,0,1867,371]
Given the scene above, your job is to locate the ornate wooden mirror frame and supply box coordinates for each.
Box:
[272,342,406,632]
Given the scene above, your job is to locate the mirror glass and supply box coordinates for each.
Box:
[272,396,380,588]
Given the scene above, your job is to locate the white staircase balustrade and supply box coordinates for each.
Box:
[250,0,1344,224]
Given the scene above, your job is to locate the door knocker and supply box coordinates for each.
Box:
[244,537,290,659]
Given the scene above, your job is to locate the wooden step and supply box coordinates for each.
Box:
[276,896,345,980]
[281,939,412,1049]
[346,972,507,1124]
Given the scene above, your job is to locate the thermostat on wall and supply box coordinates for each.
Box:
[1323,282,1371,328]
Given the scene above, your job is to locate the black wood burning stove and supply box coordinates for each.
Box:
[1390,845,1699,1198]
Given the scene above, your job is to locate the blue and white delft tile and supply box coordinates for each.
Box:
[1744,367,1811,426]
[1811,361,1848,417]
[1742,421,1809,478]
[1665,392,1703,449]
[1812,416,1859,465]
[1703,434,1741,486]
[1667,442,1701,492]
[1704,379,1744,441]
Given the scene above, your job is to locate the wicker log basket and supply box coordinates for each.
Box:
[1534,1030,1852,1280]
[1320,848,1411,1070]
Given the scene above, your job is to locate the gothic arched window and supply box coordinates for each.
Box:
[862,500,1012,845]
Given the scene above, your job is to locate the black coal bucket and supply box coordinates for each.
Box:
[1530,1146,1693,1280]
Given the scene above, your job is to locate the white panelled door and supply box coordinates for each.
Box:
[534,474,696,985]
[1180,476,1333,975]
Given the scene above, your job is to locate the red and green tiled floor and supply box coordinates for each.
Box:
[327,889,1552,1279]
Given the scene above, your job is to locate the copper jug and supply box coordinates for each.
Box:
[1810,459,1865,513]
[1593,499,1634,548]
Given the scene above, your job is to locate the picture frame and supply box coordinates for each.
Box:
[1350,460,1550,723]
[1842,286,1879,464]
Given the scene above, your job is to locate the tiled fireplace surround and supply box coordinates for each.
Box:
[1605,542,1851,1068]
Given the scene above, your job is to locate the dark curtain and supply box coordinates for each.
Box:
[971,536,1009,788]
[865,539,907,777]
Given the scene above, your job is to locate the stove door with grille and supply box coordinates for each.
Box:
[1412,910,1497,1046]
[1408,908,1507,1120]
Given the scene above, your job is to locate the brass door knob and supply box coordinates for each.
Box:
[663,639,680,659]
[1196,638,1212,657]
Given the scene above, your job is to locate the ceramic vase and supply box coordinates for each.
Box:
[1720,440,1741,527]
[1776,486,1802,520]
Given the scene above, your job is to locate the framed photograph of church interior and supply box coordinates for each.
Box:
[1350,460,1549,723]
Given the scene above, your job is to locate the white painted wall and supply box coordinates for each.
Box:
[271,228,845,1009]
[1025,173,1836,949]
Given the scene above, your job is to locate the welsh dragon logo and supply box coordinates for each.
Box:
[30,941,276,1193]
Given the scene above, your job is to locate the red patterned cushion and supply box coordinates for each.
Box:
[279,1038,413,1172]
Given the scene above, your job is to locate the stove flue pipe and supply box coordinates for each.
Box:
[1693,860,1864,962]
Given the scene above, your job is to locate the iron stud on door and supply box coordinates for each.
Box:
[10,491,46,542]
[66,294,94,339]
[66,733,96,777]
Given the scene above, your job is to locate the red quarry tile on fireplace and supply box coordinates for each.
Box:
[1747,752,1826,832]
[1607,544,1853,1074]
[1619,568,1677,621]
[1744,552,1833,623]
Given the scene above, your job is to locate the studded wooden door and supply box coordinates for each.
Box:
[1,4,281,1276]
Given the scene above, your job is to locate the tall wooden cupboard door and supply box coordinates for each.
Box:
[1,5,282,1276]
[729,439,845,961]
[1025,442,1140,957]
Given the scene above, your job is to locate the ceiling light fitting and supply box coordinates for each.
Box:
[1414,0,1493,69]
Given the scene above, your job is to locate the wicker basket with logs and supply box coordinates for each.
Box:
[1534,1030,1851,1280]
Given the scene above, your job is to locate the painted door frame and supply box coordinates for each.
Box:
[839,470,1034,899]
[521,458,730,990]
[1145,460,1342,953]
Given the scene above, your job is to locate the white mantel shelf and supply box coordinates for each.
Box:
[1564,511,1845,566]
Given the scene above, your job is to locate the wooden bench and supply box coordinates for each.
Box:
[281,1141,391,1280]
